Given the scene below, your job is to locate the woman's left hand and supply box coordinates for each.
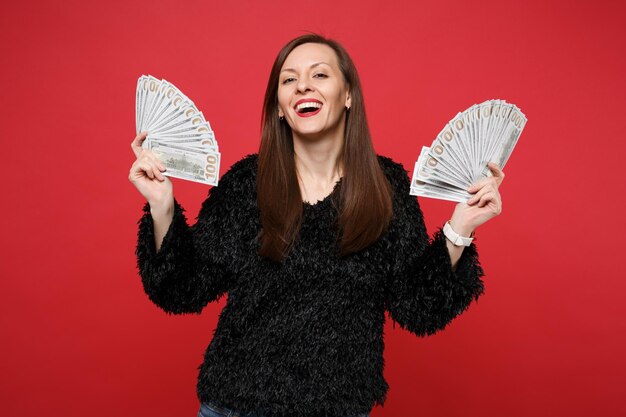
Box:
[448,162,505,235]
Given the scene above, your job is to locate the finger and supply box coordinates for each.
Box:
[476,193,495,208]
[143,152,166,172]
[468,190,485,205]
[138,149,164,170]
[134,160,155,179]
[476,191,494,208]
[155,167,166,180]
[468,174,501,193]
[477,191,501,209]
[141,157,164,181]
[142,154,165,180]
[467,183,497,205]
[154,156,166,172]
[467,177,491,193]
[479,193,503,215]
[129,159,144,178]
[131,131,149,158]
[467,182,483,194]
[144,163,156,180]
[487,162,505,186]
[131,132,148,158]
[153,166,164,181]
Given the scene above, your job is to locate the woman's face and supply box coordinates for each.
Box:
[277,43,351,141]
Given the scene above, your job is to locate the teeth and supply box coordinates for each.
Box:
[296,102,322,111]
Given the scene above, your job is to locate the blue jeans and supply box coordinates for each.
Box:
[198,401,370,417]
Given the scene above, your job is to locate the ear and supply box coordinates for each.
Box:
[345,93,351,108]
[278,107,284,118]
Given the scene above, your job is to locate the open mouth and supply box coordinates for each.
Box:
[295,101,322,117]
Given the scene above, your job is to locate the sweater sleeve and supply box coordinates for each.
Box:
[381,157,486,337]
[134,156,252,315]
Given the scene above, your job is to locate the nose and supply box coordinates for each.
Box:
[296,76,314,94]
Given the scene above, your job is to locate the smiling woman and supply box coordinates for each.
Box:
[130,32,492,417]
[278,48,350,139]
[257,35,394,262]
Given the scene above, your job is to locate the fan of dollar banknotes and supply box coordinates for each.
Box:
[135,75,221,186]
[410,99,527,203]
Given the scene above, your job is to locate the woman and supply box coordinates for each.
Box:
[129,34,503,417]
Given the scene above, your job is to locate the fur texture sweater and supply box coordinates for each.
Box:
[135,153,485,417]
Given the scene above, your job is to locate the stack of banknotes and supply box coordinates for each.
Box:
[135,75,221,186]
[410,99,527,203]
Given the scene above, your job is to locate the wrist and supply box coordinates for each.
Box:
[443,220,475,247]
[149,198,174,218]
[448,219,474,237]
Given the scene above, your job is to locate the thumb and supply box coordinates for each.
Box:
[487,162,505,186]
[131,131,149,158]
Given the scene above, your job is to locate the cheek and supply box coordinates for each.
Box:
[326,92,346,112]
[277,89,289,108]
[327,85,346,106]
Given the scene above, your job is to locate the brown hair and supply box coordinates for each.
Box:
[257,33,393,262]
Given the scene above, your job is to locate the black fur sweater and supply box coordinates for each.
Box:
[135,153,485,417]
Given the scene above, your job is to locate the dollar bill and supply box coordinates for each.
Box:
[149,142,220,186]
[410,99,526,203]
[135,74,221,186]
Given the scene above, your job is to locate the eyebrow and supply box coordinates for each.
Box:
[280,62,331,73]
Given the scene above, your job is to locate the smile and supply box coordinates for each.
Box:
[294,99,323,118]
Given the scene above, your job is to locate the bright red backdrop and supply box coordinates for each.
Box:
[1,0,625,416]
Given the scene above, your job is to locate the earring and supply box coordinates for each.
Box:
[346,106,351,111]
[279,115,284,121]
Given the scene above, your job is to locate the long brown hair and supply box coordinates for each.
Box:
[257,33,393,262]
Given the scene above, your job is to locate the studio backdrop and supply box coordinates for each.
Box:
[1,0,625,416]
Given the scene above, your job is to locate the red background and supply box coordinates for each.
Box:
[1,0,625,416]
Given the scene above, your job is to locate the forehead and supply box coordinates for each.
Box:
[281,43,339,71]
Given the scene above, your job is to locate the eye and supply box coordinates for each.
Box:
[314,73,328,79]
[282,77,295,84]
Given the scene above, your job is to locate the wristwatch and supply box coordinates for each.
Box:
[443,221,474,247]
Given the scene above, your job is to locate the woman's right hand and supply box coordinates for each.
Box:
[128,132,174,211]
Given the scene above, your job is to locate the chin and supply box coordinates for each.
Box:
[291,118,342,140]
[292,123,323,135]
[294,130,325,140]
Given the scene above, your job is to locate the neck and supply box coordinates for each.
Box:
[292,120,345,183]
[293,139,343,185]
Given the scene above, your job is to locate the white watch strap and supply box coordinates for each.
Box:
[443,221,474,247]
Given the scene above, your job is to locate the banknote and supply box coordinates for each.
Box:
[410,99,526,203]
[411,155,473,204]
[149,142,220,186]
[135,74,221,186]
